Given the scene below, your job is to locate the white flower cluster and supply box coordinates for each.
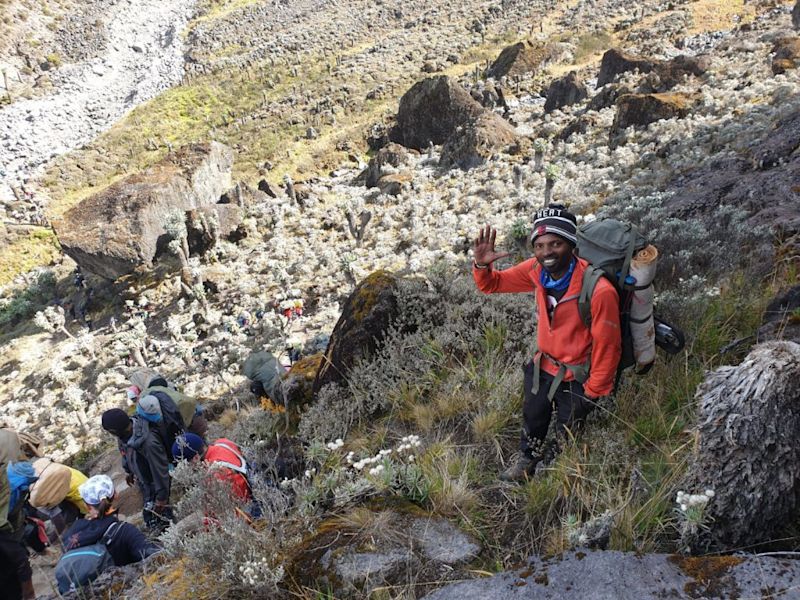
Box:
[238,557,283,587]
[326,438,344,451]
[676,489,715,513]
[396,435,422,453]
[347,435,423,472]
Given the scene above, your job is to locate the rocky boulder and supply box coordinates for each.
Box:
[589,83,630,111]
[363,142,413,188]
[440,112,518,169]
[596,48,656,88]
[421,550,800,599]
[544,71,588,113]
[54,142,236,279]
[680,341,800,552]
[486,40,558,79]
[646,54,710,92]
[377,172,413,196]
[772,37,800,74]
[313,270,401,395]
[612,92,695,133]
[757,286,800,345]
[793,0,799,30]
[391,76,484,149]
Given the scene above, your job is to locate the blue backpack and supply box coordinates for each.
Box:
[7,461,37,513]
[55,522,121,593]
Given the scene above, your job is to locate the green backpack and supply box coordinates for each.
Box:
[575,218,647,375]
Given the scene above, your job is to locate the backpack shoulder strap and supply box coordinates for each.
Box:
[211,442,248,475]
[578,267,605,328]
[101,521,121,545]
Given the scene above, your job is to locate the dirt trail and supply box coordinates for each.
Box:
[0,0,196,202]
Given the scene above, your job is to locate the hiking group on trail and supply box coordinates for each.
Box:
[0,364,274,599]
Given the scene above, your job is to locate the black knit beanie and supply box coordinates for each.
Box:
[101,408,131,433]
[530,204,577,246]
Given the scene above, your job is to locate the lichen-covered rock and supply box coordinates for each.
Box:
[612,92,695,133]
[53,142,235,279]
[680,341,800,552]
[771,37,800,74]
[596,48,656,88]
[391,76,485,150]
[420,551,800,599]
[409,517,481,565]
[486,40,558,79]
[312,270,400,395]
[544,71,588,113]
[440,112,518,170]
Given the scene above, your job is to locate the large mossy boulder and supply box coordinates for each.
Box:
[486,40,558,79]
[680,341,800,552]
[53,142,238,279]
[391,76,485,150]
[611,92,695,133]
[312,271,401,395]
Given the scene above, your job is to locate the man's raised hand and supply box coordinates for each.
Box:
[473,225,511,267]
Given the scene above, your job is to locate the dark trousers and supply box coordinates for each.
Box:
[521,361,595,458]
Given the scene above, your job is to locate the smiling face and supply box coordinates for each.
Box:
[533,233,574,279]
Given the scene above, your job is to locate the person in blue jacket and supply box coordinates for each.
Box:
[61,475,160,567]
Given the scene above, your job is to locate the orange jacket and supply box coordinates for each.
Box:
[205,438,251,502]
[473,257,621,397]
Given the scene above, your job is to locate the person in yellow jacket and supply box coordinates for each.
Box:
[28,458,88,534]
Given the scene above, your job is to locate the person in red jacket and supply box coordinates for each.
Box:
[473,205,621,481]
[171,434,251,503]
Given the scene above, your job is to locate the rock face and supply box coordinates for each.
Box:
[758,286,800,344]
[54,142,236,279]
[420,550,800,599]
[440,112,518,169]
[392,76,485,149]
[665,108,800,236]
[544,71,588,113]
[612,92,695,133]
[313,270,401,395]
[771,37,800,74]
[680,341,800,552]
[793,0,800,30]
[596,48,656,88]
[486,40,556,79]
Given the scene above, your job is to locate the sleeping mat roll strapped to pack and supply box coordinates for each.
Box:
[629,245,658,370]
